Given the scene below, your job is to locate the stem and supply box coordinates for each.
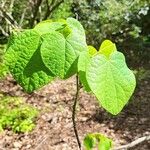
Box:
[43,0,64,20]
[72,75,81,150]
[29,0,43,28]
[0,7,18,28]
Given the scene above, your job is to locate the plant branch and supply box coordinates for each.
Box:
[43,0,64,20]
[29,0,43,28]
[19,7,27,27]
[113,135,150,150]
[19,0,30,27]
[72,75,81,150]
[0,26,9,37]
[9,0,15,14]
[0,7,18,28]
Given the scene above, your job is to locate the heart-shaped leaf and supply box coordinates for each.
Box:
[84,133,112,150]
[86,51,136,115]
[98,135,112,150]
[88,45,97,56]
[5,30,54,93]
[39,18,87,78]
[5,18,87,92]
[99,40,117,57]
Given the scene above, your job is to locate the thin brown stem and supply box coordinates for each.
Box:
[72,75,81,150]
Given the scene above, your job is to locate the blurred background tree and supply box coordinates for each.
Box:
[0,0,150,71]
[72,0,150,69]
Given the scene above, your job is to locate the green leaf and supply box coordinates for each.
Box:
[34,19,72,37]
[97,135,112,150]
[84,133,112,150]
[78,46,97,92]
[84,134,96,150]
[40,18,87,78]
[40,31,66,78]
[5,18,87,91]
[99,40,117,58]
[5,30,54,93]
[78,51,91,92]
[88,45,97,56]
[86,51,136,115]
[34,20,64,35]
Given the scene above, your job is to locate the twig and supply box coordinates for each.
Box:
[19,7,27,26]
[43,0,55,20]
[29,0,43,28]
[9,0,15,14]
[1,0,7,8]
[0,26,9,37]
[72,75,81,150]
[113,135,150,150]
[43,0,64,20]
[0,7,18,28]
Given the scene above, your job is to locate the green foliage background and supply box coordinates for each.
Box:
[72,0,150,68]
[0,95,38,132]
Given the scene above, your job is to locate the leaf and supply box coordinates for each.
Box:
[34,20,64,35]
[78,46,97,92]
[99,40,117,58]
[40,18,87,78]
[97,135,112,150]
[78,51,91,92]
[86,51,136,115]
[5,30,54,93]
[88,45,97,56]
[34,19,72,37]
[84,134,96,150]
[5,18,87,92]
[84,133,112,150]
[40,31,66,78]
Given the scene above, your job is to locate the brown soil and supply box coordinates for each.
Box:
[0,76,150,150]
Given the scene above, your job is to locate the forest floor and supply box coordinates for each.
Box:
[0,75,150,150]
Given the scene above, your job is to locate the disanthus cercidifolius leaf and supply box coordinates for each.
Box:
[84,134,96,150]
[86,51,136,115]
[88,45,97,56]
[97,135,112,150]
[99,40,117,58]
[78,46,97,92]
[5,30,54,93]
[35,18,87,78]
[84,133,112,150]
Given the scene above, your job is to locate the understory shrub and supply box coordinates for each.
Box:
[0,94,38,132]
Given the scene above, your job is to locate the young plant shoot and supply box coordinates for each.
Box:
[4,18,136,150]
